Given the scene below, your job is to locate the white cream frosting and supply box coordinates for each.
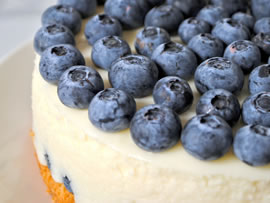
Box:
[32,10,270,203]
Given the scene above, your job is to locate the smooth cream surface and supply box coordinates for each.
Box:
[32,10,270,203]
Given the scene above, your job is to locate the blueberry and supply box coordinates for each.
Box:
[210,0,247,15]
[92,36,131,71]
[104,0,150,29]
[134,26,170,58]
[224,40,261,74]
[188,33,224,62]
[89,88,136,132]
[249,64,270,95]
[42,4,82,35]
[58,0,96,18]
[63,176,73,194]
[252,33,270,58]
[242,92,270,127]
[34,24,75,55]
[251,0,270,20]
[166,0,206,17]
[234,125,270,166]
[151,42,197,80]
[196,89,240,126]
[57,65,104,109]
[232,12,255,30]
[144,4,184,34]
[178,17,211,44]
[254,17,270,34]
[85,14,122,45]
[181,114,233,161]
[39,44,85,84]
[44,153,51,170]
[153,76,193,114]
[194,57,244,95]
[196,5,229,26]
[130,104,181,152]
[109,55,159,98]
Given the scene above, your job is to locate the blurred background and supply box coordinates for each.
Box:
[0,0,55,58]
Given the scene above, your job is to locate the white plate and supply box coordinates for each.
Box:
[0,42,51,203]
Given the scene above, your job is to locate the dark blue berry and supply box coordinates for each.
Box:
[42,4,82,34]
[232,12,255,30]
[196,5,229,26]
[144,4,184,34]
[178,17,211,44]
[181,114,233,161]
[224,40,261,74]
[92,36,131,71]
[134,26,170,58]
[34,24,75,55]
[254,17,270,34]
[44,153,51,170]
[57,65,104,109]
[85,14,122,45]
[210,0,247,15]
[130,104,181,152]
[242,92,270,127]
[194,57,244,95]
[153,76,193,114]
[196,89,240,126]
[252,33,270,58]
[188,33,224,62]
[109,55,159,98]
[151,42,197,80]
[58,0,96,18]
[249,64,270,95]
[234,125,270,166]
[212,18,250,45]
[63,176,73,194]
[251,0,270,20]
[39,44,85,84]
[105,0,150,29]
[89,88,136,132]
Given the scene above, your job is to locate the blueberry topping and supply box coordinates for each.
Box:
[44,153,51,170]
[130,104,181,152]
[233,125,270,166]
[249,64,270,94]
[63,176,73,194]
[181,114,233,161]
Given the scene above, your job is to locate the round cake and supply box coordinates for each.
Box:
[32,1,270,202]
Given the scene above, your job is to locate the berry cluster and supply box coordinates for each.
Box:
[34,0,270,169]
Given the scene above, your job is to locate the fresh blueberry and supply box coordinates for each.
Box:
[153,76,193,114]
[212,18,250,45]
[188,33,224,62]
[57,65,104,109]
[251,0,270,20]
[210,0,247,15]
[104,0,150,29]
[134,26,170,58]
[39,44,85,84]
[181,114,233,161]
[92,36,131,71]
[42,4,82,35]
[44,153,51,170]
[224,40,261,74]
[144,4,184,34]
[194,57,244,95]
[130,104,181,152]
[109,55,159,98]
[233,125,270,166]
[151,42,197,80]
[249,64,270,94]
[196,89,240,126]
[254,17,270,34]
[196,5,229,26]
[34,24,75,55]
[84,14,122,45]
[166,0,206,17]
[252,33,270,59]
[178,17,211,44]
[58,0,96,18]
[89,88,136,132]
[242,92,270,127]
[63,176,73,194]
[232,12,255,30]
